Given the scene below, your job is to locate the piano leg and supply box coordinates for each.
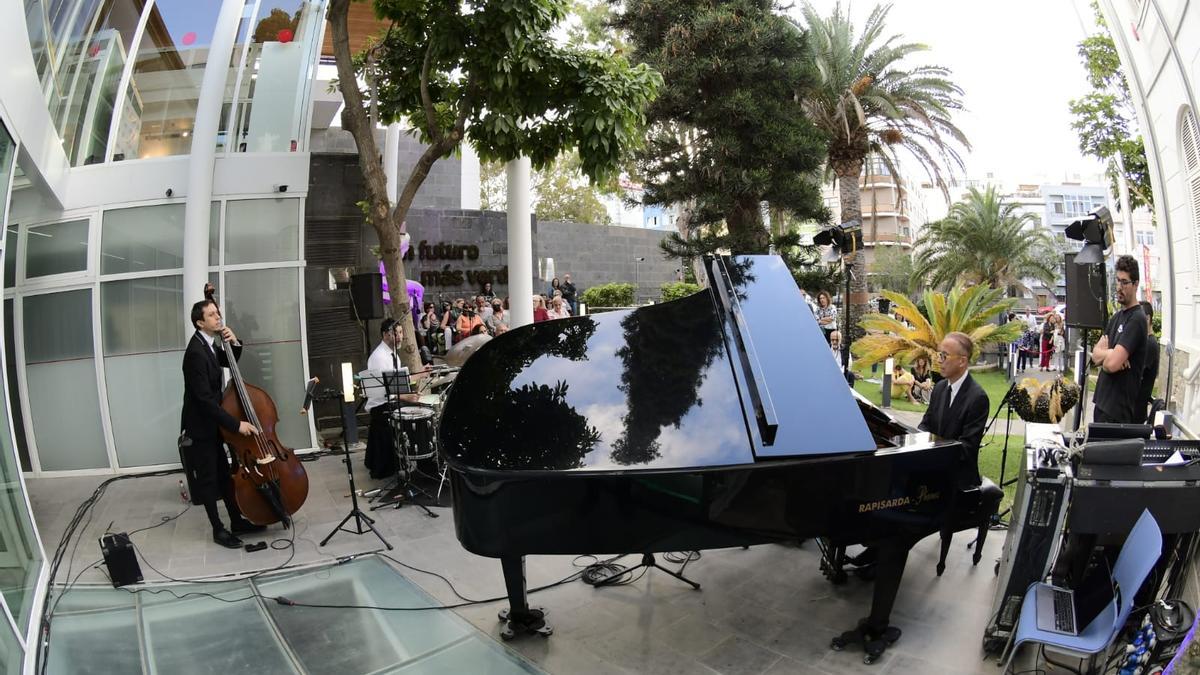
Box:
[831,541,908,665]
[497,556,553,640]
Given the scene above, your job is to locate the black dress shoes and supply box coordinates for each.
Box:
[213,528,243,549]
[230,519,267,535]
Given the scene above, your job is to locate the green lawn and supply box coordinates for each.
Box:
[852,367,1014,419]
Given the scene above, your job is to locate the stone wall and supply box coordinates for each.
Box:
[308,128,465,211]
[302,152,677,431]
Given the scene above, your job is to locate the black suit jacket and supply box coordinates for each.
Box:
[181,331,243,441]
[918,372,990,488]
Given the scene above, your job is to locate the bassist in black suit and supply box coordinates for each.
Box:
[181,298,265,548]
[919,331,990,489]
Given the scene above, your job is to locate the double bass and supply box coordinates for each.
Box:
[205,285,309,526]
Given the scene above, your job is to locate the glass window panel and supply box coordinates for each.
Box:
[0,124,13,225]
[100,203,184,274]
[142,590,295,674]
[54,0,142,166]
[101,276,185,467]
[24,291,108,470]
[223,269,310,449]
[0,620,21,675]
[4,301,30,473]
[111,0,232,160]
[0,295,43,636]
[4,227,16,289]
[209,201,220,266]
[229,1,322,154]
[44,607,139,675]
[225,199,299,264]
[26,219,89,278]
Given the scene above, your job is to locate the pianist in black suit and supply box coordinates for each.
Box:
[919,332,990,489]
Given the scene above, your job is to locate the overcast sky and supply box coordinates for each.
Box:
[788,0,1109,187]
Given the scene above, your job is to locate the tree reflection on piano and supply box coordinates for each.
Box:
[609,292,726,465]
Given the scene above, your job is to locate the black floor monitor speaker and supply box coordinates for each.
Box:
[349,272,384,320]
[100,533,143,587]
[1064,252,1106,329]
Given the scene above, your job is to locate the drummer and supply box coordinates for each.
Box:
[364,319,403,479]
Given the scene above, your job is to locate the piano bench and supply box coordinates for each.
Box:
[936,478,1003,576]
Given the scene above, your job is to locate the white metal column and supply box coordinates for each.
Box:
[182,0,244,334]
[506,157,533,327]
[384,122,401,204]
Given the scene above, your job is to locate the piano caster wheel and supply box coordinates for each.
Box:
[972,551,983,566]
[935,562,946,577]
[497,607,552,640]
[993,560,1000,576]
[830,570,848,585]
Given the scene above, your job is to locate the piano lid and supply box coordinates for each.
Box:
[438,254,876,474]
[708,255,876,458]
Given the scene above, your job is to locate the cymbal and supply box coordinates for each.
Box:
[445,334,492,367]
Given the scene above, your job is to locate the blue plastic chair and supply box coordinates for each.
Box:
[1000,509,1162,674]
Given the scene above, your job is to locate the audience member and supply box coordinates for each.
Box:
[456,304,484,340]
[548,296,571,320]
[911,354,936,404]
[888,362,916,403]
[533,295,550,322]
[486,300,509,335]
[815,291,838,345]
[562,274,578,313]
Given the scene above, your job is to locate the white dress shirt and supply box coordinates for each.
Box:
[945,370,967,409]
[365,340,401,411]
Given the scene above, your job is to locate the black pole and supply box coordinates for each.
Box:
[842,258,853,386]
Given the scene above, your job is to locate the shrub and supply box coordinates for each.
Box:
[660,282,702,303]
[581,283,635,308]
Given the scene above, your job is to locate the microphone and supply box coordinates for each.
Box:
[300,377,320,415]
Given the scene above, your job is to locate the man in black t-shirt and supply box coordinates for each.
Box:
[1136,301,1160,424]
[1091,255,1148,423]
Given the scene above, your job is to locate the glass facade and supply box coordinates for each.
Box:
[22,0,327,164]
[4,196,312,473]
[0,120,46,666]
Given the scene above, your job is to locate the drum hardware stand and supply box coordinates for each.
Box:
[370,420,439,518]
[321,397,393,550]
[594,553,701,590]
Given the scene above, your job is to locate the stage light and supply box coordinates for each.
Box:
[814,219,863,262]
[1066,206,1114,265]
[341,362,355,403]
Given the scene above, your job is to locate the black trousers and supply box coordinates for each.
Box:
[365,406,399,479]
[181,437,244,529]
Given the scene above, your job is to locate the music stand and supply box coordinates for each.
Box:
[320,396,393,550]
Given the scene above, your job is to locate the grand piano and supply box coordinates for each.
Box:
[439,255,964,663]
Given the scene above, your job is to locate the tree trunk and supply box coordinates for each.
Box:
[834,159,869,342]
[726,199,769,254]
[329,0,421,372]
[673,199,707,286]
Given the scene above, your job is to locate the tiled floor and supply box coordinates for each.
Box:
[28,448,1043,674]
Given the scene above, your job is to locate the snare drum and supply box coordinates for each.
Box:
[392,406,437,462]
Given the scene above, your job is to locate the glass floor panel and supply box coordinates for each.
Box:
[43,555,543,675]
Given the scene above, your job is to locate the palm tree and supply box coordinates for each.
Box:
[798,2,969,339]
[912,185,1059,292]
[851,285,1022,371]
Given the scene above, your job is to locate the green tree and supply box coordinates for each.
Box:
[327,0,661,370]
[797,1,968,340]
[851,285,1020,371]
[1068,5,1152,213]
[480,152,614,225]
[869,244,918,299]
[616,0,830,256]
[912,185,1058,292]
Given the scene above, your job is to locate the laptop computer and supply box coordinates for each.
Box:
[1035,584,1078,635]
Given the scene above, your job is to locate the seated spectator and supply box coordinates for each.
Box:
[888,362,916,403]
[486,300,509,335]
[533,295,550,323]
[547,296,572,320]
[910,355,935,404]
[456,306,484,341]
[475,296,493,322]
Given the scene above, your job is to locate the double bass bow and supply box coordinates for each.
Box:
[205,284,309,526]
